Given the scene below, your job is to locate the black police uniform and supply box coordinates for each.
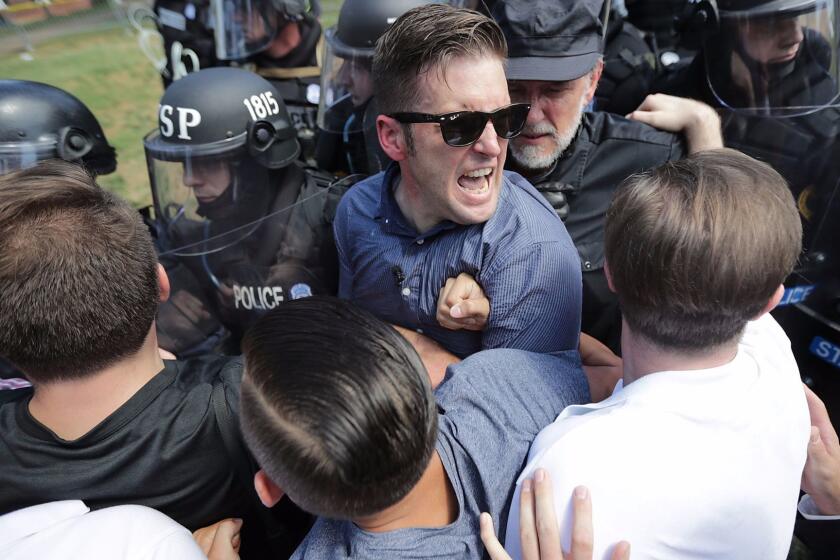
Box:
[795,512,840,560]
[254,14,323,160]
[597,12,657,116]
[314,96,389,176]
[156,164,340,356]
[509,111,686,351]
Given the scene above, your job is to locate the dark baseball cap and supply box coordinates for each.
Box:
[493,0,605,82]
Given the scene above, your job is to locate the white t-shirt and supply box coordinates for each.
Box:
[0,500,206,560]
[505,314,810,560]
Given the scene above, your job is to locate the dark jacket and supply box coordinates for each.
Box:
[510,111,686,350]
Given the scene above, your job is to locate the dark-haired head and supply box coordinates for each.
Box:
[0,160,159,382]
[240,296,438,519]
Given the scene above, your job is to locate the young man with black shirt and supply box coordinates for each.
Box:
[0,160,309,558]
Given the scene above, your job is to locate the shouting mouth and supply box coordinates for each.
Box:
[457,167,494,195]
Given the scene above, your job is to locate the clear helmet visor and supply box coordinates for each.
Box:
[705,1,840,117]
[213,0,279,60]
[0,139,58,175]
[317,36,376,134]
[146,140,276,256]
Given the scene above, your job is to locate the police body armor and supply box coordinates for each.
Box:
[597,11,658,115]
[315,0,435,177]
[655,0,840,416]
[153,0,321,161]
[155,165,340,355]
[144,67,343,356]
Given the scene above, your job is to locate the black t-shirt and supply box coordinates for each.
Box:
[0,356,310,558]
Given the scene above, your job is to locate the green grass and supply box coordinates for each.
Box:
[0,0,341,207]
[0,26,162,206]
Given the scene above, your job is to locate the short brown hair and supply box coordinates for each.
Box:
[240,297,437,520]
[372,4,507,116]
[604,149,801,350]
[0,160,159,382]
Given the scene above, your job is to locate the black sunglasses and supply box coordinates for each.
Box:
[387,103,531,147]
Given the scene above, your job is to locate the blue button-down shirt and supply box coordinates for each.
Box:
[335,164,582,358]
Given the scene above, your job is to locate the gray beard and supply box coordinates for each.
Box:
[509,96,587,174]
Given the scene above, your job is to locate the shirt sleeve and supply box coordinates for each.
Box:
[437,349,589,453]
[147,526,208,560]
[220,356,244,419]
[479,241,582,353]
[798,494,840,520]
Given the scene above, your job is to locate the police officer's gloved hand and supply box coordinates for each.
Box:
[537,181,572,221]
[157,289,229,357]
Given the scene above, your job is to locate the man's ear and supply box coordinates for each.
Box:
[377,115,409,162]
[604,260,616,293]
[755,284,785,319]
[254,469,285,508]
[157,263,170,303]
[585,59,604,103]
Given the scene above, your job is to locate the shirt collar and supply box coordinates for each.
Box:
[0,500,89,549]
[376,162,458,241]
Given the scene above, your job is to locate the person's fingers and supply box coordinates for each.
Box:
[533,469,563,560]
[803,426,830,495]
[480,512,512,560]
[804,385,839,449]
[519,479,541,560]
[569,485,594,560]
[611,541,631,560]
[807,426,832,467]
[451,298,490,323]
[442,277,463,308]
[192,524,220,556]
[173,290,212,323]
[437,279,455,327]
[207,518,243,560]
[632,94,656,112]
[626,109,669,129]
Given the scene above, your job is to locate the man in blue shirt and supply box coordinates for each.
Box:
[239,296,590,560]
[334,4,581,358]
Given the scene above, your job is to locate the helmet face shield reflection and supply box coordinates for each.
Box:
[317,31,376,135]
[213,0,279,60]
[0,139,58,175]
[145,133,274,256]
[705,0,840,116]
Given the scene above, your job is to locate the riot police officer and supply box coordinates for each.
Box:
[652,0,840,427]
[0,79,116,176]
[144,67,340,356]
[596,3,659,115]
[314,0,434,177]
[153,0,321,159]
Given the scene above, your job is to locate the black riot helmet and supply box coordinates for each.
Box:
[0,80,116,176]
[326,0,435,58]
[145,67,299,166]
[318,0,435,134]
[213,0,313,60]
[145,67,300,244]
